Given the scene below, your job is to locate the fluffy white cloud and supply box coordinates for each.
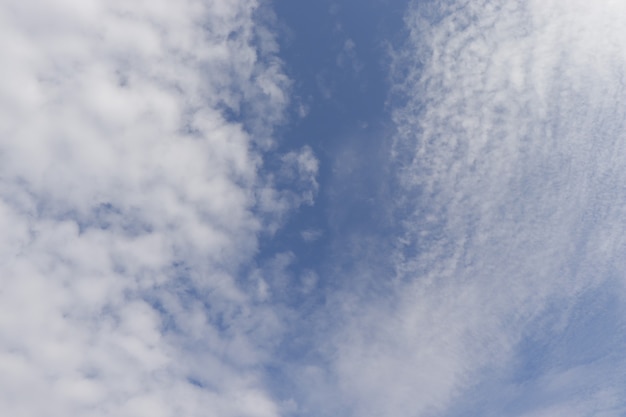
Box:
[321,1,626,416]
[0,0,311,416]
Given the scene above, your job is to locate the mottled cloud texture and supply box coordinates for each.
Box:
[0,1,315,416]
[2,1,626,416]
[323,1,626,416]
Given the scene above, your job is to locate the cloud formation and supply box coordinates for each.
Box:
[321,1,626,416]
[3,1,626,416]
[0,0,311,416]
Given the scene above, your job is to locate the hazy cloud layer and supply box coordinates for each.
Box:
[325,1,626,416]
[0,0,313,416]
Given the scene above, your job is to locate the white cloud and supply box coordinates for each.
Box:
[318,1,626,416]
[280,146,319,205]
[0,0,300,416]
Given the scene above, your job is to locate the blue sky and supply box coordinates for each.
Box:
[1,0,625,416]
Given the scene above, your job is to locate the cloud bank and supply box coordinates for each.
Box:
[0,0,314,416]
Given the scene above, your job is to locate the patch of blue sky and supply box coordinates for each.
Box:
[259,0,411,292]
[251,0,410,411]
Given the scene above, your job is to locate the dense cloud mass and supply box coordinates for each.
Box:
[0,0,314,416]
[326,1,626,416]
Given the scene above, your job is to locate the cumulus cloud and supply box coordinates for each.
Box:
[319,1,626,416]
[0,0,302,416]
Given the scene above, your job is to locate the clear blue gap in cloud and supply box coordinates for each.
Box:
[260,0,411,293]
[252,0,411,409]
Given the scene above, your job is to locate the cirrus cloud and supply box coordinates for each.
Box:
[319,1,626,416]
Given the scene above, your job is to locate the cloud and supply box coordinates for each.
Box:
[0,0,300,416]
[315,1,626,416]
[336,38,363,74]
[300,229,323,243]
[280,146,319,205]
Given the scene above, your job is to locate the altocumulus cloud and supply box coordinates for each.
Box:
[316,1,626,417]
[0,0,316,416]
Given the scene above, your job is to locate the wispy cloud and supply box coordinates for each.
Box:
[0,0,304,416]
[319,1,626,416]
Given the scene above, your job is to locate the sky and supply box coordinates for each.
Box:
[0,0,625,416]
